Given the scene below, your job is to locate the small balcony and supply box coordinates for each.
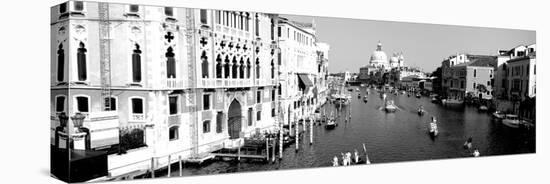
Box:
[199,78,253,88]
[166,77,185,89]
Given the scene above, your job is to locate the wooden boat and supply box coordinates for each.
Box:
[502,114,520,128]
[442,98,464,106]
[478,105,488,112]
[429,122,438,137]
[385,100,397,113]
[492,111,505,119]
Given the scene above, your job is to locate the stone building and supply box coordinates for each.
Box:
[495,44,536,119]
[277,17,328,128]
[50,1,330,179]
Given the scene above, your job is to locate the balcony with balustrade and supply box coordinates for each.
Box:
[165,77,185,89]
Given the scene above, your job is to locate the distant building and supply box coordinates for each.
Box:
[278,17,329,127]
[389,66,426,88]
[359,42,407,84]
[441,54,496,101]
[497,44,536,119]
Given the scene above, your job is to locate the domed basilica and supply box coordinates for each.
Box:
[369,41,404,70]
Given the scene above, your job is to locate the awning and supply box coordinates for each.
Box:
[297,74,314,90]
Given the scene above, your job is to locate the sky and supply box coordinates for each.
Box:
[282,14,535,73]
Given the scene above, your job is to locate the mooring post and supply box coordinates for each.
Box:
[237,144,241,161]
[178,155,182,177]
[167,155,171,177]
[303,118,307,132]
[309,118,313,145]
[279,128,283,160]
[265,137,269,162]
[295,117,299,151]
[272,137,276,163]
[150,157,155,178]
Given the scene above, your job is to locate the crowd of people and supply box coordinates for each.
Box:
[332,150,363,166]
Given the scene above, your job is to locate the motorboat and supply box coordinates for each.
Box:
[363,96,368,103]
[478,105,488,112]
[431,97,438,103]
[492,111,505,119]
[325,119,337,129]
[442,98,464,106]
[415,93,421,98]
[355,88,360,92]
[502,114,520,128]
[385,100,398,113]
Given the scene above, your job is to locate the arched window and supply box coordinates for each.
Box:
[271,59,275,79]
[246,58,251,78]
[169,126,179,141]
[77,42,87,81]
[216,55,222,78]
[255,58,260,79]
[239,57,245,79]
[255,14,259,36]
[224,56,230,78]
[166,47,176,78]
[216,112,223,133]
[57,44,65,82]
[201,51,209,78]
[132,44,142,83]
[203,120,211,133]
[232,57,238,78]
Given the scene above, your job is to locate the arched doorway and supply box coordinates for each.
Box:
[228,99,242,139]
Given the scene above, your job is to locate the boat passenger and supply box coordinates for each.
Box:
[472,148,480,157]
[464,137,473,149]
[332,156,339,166]
[346,152,352,165]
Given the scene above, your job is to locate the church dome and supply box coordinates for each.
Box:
[369,41,388,66]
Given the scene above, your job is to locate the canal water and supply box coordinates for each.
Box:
[173,86,535,176]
